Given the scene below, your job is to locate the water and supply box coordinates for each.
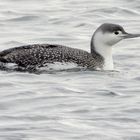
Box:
[0,0,140,139]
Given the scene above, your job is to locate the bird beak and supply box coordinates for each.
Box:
[122,32,140,39]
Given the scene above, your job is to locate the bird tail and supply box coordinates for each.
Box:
[0,54,6,63]
[0,50,9,63]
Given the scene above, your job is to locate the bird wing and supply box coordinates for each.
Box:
[0,44,92,68]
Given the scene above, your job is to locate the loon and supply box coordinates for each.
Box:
[0,23,140,71]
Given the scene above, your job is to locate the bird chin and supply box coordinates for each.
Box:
[107,39,122,46]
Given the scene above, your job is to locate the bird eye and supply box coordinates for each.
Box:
[114,31,119,35]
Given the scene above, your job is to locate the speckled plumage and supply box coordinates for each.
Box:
[0,44,104,70]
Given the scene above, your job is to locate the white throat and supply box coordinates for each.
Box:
[96,44,114,70]
[93,32,114,70]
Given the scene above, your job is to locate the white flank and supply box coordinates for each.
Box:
[38,62,80,71]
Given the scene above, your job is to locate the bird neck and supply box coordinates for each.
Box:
[91,34,114,70]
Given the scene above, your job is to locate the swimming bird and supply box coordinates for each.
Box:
[0,23,140,71]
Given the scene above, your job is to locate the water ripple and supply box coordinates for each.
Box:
[0,0,140,140]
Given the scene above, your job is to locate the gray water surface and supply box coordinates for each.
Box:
[0,0,140,140]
